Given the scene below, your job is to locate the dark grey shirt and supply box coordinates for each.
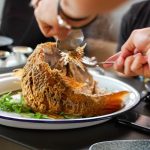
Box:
[117,0,150,51]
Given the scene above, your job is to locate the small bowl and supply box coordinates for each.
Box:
[0,50,10,59]
[12,46,33,54]
[0,36,13,47]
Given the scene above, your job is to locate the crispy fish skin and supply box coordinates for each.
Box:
[21,42,128,116]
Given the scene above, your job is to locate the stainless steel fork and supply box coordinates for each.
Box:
[82,56,115,67]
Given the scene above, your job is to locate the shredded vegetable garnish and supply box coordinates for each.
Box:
[0,93,49,119]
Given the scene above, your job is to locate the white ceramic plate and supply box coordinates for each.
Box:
[0,72,140,130]
[89,140,150,150]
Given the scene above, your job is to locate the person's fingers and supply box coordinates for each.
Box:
[119,29,149,59]
[123,53,150,77]
[119,30,137,58]
[133,28,150,52]
[113,56,124,72]
[143,65,150,77]
[36,16,69,39]
[121,28,150,56]
[120,46,133,59]
[35,19,57,37]
[143,49,150,77]
[130,53,147,75]
[147,49,150,68]
[46,26,60,37]
[34,0,59,38]
[35,13,60,37]
[123,56,136,76]
[55,28,70,40]
[103,52,121,68]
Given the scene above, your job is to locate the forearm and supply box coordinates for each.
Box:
[61,0,126,18]
[61,0,98,18]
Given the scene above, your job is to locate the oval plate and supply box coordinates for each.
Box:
[0,72,140,130]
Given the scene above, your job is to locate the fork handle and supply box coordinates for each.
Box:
[98,61,115,65]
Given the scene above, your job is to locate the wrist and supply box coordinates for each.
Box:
[61,0,90,20]
[58,0,97,29]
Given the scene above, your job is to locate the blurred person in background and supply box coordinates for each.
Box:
[0,0,54,49]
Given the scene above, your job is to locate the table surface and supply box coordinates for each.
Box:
[0,71,150,150]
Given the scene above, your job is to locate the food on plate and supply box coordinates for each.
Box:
[15,42,128,118]
[0,92,49,119]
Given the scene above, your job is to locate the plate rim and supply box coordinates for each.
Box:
[0,73,140,124]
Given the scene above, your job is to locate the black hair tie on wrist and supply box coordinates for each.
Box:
[58,0,97,29]
[72,16,98,29]
[58,0,89,21]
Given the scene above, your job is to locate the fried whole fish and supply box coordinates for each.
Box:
[20,42,128,117]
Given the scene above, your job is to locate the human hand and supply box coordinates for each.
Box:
[34,0,70,40]
[30,0,41,8]
[104,28,150,77]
